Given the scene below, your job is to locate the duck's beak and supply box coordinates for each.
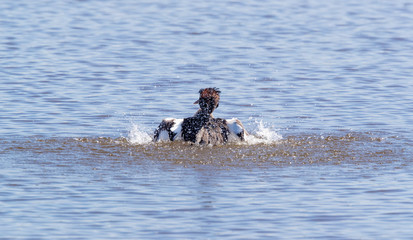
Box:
[194,99,199,104]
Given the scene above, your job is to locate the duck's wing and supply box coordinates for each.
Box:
[226,118,248,141]
[153,118,183,142]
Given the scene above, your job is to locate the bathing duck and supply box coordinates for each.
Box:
[153,88,247,145]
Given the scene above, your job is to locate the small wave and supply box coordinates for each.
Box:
[244,119,283,145]
[128,124,153,145]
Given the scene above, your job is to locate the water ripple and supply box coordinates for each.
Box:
[1,0,413,238]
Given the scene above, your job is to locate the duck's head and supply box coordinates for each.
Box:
[194,87,221,114]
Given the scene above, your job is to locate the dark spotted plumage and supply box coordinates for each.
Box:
[181,116,229,145]
[153,119,177,141]
[153,87,247,145]
[193,87,221,115]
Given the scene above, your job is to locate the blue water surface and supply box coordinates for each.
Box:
[1,0,413,239]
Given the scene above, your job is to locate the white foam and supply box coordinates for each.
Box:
[128,123,152,145]
[244,119,282,144]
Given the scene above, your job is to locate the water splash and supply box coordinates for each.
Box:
[127,119,281,146]
[128,123,152,145]
[245,119,283,144]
